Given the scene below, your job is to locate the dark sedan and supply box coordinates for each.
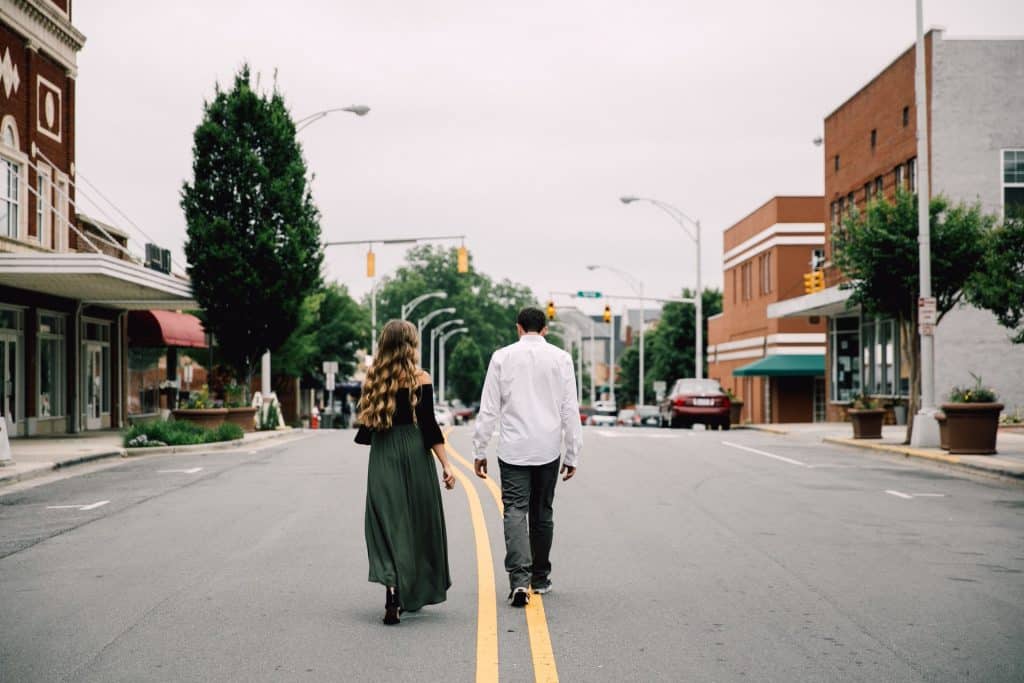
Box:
[659,378,731,430]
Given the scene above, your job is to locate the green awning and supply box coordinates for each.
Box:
[733,354,824,377]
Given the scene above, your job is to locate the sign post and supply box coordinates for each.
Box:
[322,361,339,426]
[918,296,937,337]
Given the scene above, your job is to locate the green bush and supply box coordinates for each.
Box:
[123,419,244,447]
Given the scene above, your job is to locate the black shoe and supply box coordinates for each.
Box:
[384,587,401,625]
[509,587,529,608]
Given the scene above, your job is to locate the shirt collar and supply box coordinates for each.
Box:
[519,334,546,343]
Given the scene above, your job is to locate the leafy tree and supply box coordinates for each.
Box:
[275,283,370,382]
[832,191,994,442]
[967,213,1024,343]
[181,65,322,391]
[448,336,486,404]
[370,245,536,373]
[618,331,657,405]
[648,287,723,388]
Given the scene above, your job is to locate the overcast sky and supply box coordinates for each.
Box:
[74,1,1024,317]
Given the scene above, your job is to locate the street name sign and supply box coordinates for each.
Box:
[322,361,339,374]
[576,290,603,298]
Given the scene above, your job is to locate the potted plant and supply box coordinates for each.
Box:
[172,384,228,429]
[725,388,744,426]
[223,382,257,433]
[847,394,885,439]
[942,374,1003,455]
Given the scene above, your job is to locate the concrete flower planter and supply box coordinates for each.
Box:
[225,407,258,433]
[848,408,886,439]
[171,408,228,430]
[941,402,1003,455]
[936,411,950,451]
[729,400,744,426]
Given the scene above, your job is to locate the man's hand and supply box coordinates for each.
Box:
[474,458,488,479]
[560,464,576,481]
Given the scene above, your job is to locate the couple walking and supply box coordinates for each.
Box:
[355,307,583,624]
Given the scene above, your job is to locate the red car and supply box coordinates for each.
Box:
[659,378,731,430]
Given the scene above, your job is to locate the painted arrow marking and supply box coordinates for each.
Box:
[158,467,203,474]
[47,500,110,511]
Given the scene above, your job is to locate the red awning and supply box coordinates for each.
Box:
[128,310,207,348]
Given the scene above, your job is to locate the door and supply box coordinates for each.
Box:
[85,344,103,430]
[813,377,827,423]
[0,336,17,433]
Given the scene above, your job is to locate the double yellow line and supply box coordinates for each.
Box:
[446,433,560,683]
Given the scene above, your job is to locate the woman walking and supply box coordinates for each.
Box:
[355,320,456,625]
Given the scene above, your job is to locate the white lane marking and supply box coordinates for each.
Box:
[47,500,110,511]
[885,490,914,499]
[886,490,946,499]
[158,467,203,474]
[721,441,807,467]
[592,429,680,439]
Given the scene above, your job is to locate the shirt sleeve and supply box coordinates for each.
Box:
[560,353,584,468]
[472,352,502,460]
[415,384,445,449]
[354,425,372,445]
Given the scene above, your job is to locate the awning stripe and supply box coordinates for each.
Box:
[733,354,824,377]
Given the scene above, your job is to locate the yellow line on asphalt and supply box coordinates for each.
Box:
[448,452,499,682]
[447,437,561,683]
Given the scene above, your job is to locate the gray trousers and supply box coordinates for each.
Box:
[498,456,560,591]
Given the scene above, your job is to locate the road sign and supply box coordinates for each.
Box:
[322,361,339,375]
[918,297,937,326]
[326,373,336,391]
[653,380,667,401]
[919,323,935,336]
[576,290,603,298]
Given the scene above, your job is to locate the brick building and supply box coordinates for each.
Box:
[769,29,1024,421]
[0,1,196,436]
[707,196,827,423]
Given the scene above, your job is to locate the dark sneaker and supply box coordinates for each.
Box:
[509,587,529,607]
[532,581,552,595]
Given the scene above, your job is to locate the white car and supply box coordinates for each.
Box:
[588,402,617,427]
[434,405,454,427]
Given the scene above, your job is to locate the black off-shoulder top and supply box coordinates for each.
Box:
[354,384,445,450]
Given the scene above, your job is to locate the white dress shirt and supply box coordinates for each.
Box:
[472,333,583,468]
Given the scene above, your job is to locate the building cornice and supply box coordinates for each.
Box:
[2,0,86,72]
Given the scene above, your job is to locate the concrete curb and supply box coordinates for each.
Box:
[123,427,298,457]
[1,449,126,488]
[735,424,790,435]
[823,436,1024,481]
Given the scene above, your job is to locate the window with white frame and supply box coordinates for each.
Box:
[38,312,65,417]
[35,166,51,247]
[1003,150,1024,216]
[1,121,21,239]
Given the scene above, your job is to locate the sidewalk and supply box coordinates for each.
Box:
[741,422,1024,481]
[1,428,299,489]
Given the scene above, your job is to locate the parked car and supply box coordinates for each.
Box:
[588,402,617,427]
[616,409,636,426]
[434,405,455,427]
[635,405,661,427]
[579,405,596,425]
[451,402,477,425]
[659,378,731,430]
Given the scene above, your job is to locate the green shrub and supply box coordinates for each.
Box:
[123,419,244,447]
[949,373,998,404]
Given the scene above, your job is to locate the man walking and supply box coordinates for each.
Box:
[473,307,583,607]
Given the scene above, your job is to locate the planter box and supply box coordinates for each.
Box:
[941,402,1003,455]
[936,411,950,451]
[171,408,228,430]
[848,408,885,439]
[729,401,744,426]
[225,407,258,433]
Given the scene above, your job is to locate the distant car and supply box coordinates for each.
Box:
[659,378,731,430]
[588,402,617,427]
[635,405,661,427]
[579,405,596,425]
[434,405,455,427]
[451,403,477,425]
[616,409,636,426]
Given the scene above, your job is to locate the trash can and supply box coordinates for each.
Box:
[893,404,908,425]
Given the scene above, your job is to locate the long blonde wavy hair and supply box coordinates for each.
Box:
[358,319,420,430]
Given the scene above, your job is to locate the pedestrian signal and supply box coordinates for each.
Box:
[366,249,376,278]
[603,305,612,324]
[546,301,556,320]
[457,246,469,273]
[803,270,825,294]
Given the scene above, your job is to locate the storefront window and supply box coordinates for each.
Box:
[38,313,65,417]
[830,316,861,402]
[128,347,164,415]
[860,316,901,396]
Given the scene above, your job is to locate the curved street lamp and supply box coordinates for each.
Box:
[402,291,447,321]
[588,264,646,406]
[418,307,456,366]
[295,105,370,132]
[430,319,464,378]
[620,196,704,380]
[439,327,469,404]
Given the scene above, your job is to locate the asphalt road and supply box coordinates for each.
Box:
[1,426,1022,682]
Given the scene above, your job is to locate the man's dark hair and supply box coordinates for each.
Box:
[517,307,547,333]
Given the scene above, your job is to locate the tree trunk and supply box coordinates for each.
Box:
[901,314,920,445]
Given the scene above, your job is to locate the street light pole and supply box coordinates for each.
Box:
[430,319,464,378]
[620,196,704,379]
[417,307,456,365]
[588,264,646,405]
[295,105,370,132]
[402,291,447,321]
[439,327,468,403]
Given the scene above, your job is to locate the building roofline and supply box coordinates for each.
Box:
[723,195,824,233]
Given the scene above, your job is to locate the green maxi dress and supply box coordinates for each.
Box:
[355,385,451,612]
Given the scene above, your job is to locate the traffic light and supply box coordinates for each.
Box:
[457,246,469,273]
[602,305,612,324]
[546,300,556,320]
[803,270,825,294]
[366,249,375,278]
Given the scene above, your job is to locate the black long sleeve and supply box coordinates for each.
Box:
[415,384,445,449]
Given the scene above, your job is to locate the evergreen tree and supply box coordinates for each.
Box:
[181,66,323,390]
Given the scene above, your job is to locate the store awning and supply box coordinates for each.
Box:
[767,285,852,319]
[733,354,824,377]
[128,310,207,348]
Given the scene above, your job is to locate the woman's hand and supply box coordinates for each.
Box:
[442,467,456,490]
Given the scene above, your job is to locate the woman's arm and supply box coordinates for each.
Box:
[416,372,455,490]
[432,442,456,490]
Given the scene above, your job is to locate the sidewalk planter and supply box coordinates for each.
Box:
[729,400,744,426]
[171,408,228,430]
[936,411,950,451]
[941,402,1003,455]
[225,407,258,433]
[847,408,886,439]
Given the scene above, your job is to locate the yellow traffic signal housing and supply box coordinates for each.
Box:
[366,249,376,278]
[457,246,469,273]
[602,305,612,323]
[546,301,556,320]
[803,272,814,294]
[803,270,825,294]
